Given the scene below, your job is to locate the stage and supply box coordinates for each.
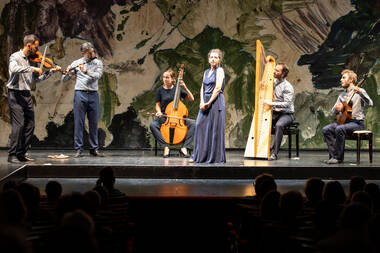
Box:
[0,149,379,197]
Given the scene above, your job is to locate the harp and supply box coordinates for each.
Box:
[244,40,276,159]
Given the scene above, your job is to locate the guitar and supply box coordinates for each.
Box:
[336,74,368,125]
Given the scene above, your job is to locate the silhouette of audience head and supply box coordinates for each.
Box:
[304,177,325,206]
[0,189,27,226]
[98,167,116,190]
[0,226,33,253]
[260,190,281,220]
[341,203,371,229]
[45,181,62,201]
[364,183,380,212]
[348,176,366,200]
[323,181,346,204]
[2,180,17,191]
[254,173,277,201]
[280,190,303,221]
[57,209,98,253]
[351,191,373,211]
[17,183,40,218]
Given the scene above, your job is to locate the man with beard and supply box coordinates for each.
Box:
[62,42,103,158]
[322,69,373,164]
[7,34,61,163]
[264,63,295,161]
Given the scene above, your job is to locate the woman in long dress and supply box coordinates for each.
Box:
[190,49,226,163]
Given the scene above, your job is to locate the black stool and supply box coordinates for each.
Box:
[346,130,373,163]
[272,121,300,158]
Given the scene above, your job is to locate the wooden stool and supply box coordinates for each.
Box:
[346,130,373,163]
[272,121,300,158]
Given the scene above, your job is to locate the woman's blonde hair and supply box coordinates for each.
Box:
[208,49,223,65]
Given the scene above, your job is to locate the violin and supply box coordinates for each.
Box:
[29,50,66,74]
[160,64,189,145]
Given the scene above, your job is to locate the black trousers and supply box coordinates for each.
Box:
[7,89,35,157]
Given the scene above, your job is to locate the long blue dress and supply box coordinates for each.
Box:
[191,67,226,163]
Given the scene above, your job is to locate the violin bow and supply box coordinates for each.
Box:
[40,46,48,70]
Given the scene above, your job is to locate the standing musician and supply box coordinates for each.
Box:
[322,69,373,164]
[150,69,195,158]
[7,34,61,163]
[264,63,294,161]
[62,42,103,158]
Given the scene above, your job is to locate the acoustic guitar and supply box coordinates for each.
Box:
[336,74,367,125]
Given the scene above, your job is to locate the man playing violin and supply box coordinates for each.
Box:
[150,69,195,158]
[7,34,61,163]
[322,69,373,164]
[62,42,103,158]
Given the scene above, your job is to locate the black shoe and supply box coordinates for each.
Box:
[8,155,20,163]
[16,154,33,162]
[179,148,190,158]
[74,150,83,158]
[90,149,104,157]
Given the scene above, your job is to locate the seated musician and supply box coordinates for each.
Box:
[322,69,373,164]
[150,69,195,158]
[264,63,294,161]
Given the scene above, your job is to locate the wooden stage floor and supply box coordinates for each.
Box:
[0,149,379,197]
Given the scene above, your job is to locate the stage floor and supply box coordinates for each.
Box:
[0,149,379,197]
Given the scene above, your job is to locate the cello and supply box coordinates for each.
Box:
[160,64,188,145]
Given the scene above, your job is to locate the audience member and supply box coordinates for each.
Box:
[45,181,63,201]
[97,167,125,198]
[260,190,281,220]
[347,176,366,202]
[304,177,324,209]
[253,173,277,202]
[351,191,373,212]
[364,183,380,213]
[317,203,373,253]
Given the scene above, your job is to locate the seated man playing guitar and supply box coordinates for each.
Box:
[322,69,373,164]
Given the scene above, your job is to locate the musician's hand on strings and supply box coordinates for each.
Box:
[353,86,362,95]
[34,67,42,76]
[179,80,186,88]
[335,102,344,112]
[79,63,86,74]
[263,100,272,107]
[65,65,72,73]
[155,111,163,118]
[50,65,61,72]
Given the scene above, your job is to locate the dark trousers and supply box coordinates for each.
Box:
[150,117,195,148]
[272,112,294,156]
[74,90,100,152]
[322,120,364,160]
[7,90,35,157]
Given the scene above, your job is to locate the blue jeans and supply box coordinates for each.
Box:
[322,120,364,160]
[74,90,100,152]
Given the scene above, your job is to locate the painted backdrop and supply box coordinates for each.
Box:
[0,0,379,149]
